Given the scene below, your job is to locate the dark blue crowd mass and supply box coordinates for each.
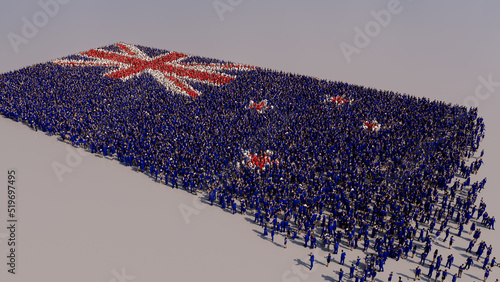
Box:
[0,43,495,281]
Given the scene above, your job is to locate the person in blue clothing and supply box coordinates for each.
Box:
[326,253,332,267]
[349,264,355,278]
[458,222,464,237]
[379,257,385,272]
[210,191,215,206]
[458,264,464,278]
[466,239,475,253]
[414,266,421,280]
[431,250,439,265]
[484,266,491,281]
[309,252,315,270]
[436,255,443,270]
[340,250,346,265]
[363,237,370,252]
[446,254,454,268]
[466,256,474,269]
[434,269,441,282]
[428,263,435,278]
[478,243,486,261]
[338,268,344,282]
[396,248,403,261]
[470,222,476,234]
[435,229,441,240]
[474,229,482,241]
[371,269,377,281]
[483,255,490,269]
[443,228,450,242]
[310,235,317,249]
[449,236,454,249]
[232,200,237,214]
[334,240,339,255]
[420,251,428,266]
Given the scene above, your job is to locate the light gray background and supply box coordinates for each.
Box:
[0,1,499,281]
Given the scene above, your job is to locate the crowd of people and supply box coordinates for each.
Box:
[0,43,493,280]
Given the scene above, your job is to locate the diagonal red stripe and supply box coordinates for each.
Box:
[168,76,199,98]
[106,65,147,79]
[116,43,136,56]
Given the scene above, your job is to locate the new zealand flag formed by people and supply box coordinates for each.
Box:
[0,43,486,238]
